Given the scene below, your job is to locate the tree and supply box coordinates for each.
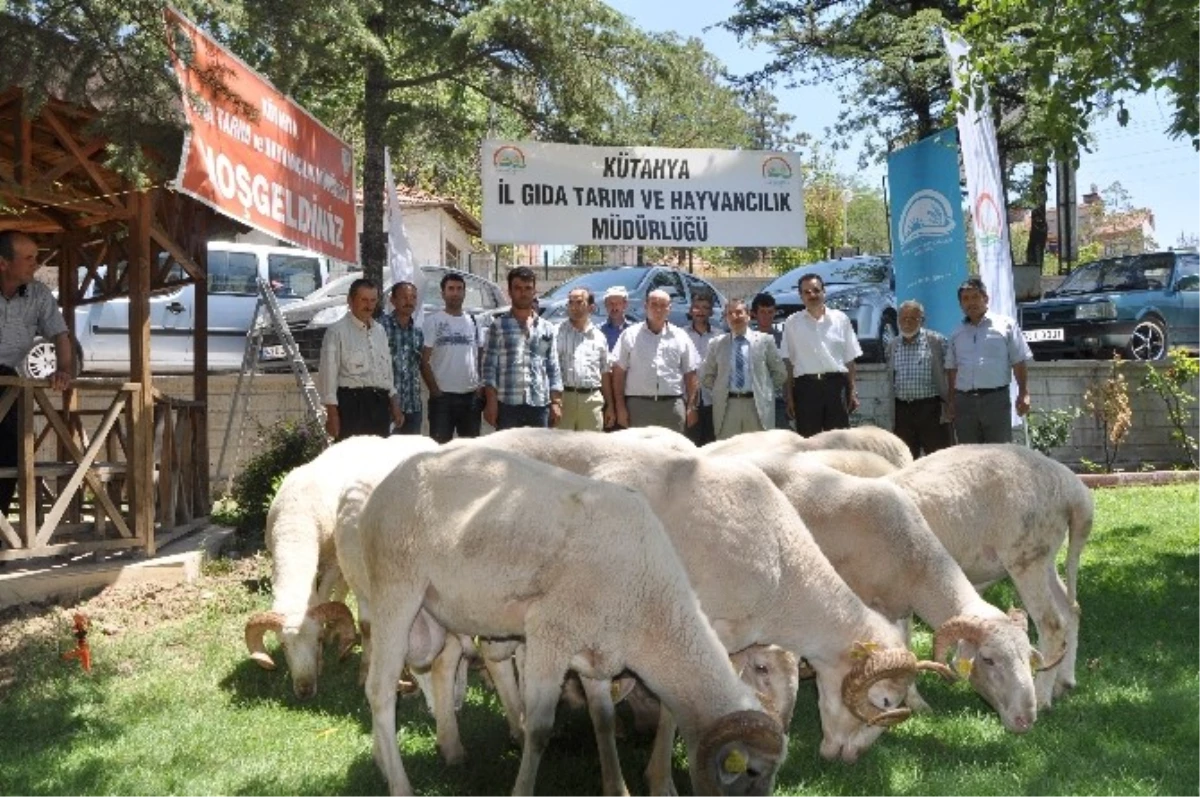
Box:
[960,0,1199,155]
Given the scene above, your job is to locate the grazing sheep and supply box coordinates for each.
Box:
[469,428,927,768]
[610,424,697,452]
[802,448,900,477]
[243,435,437,699]
[703,425,913,469]
[743,452,1042,733]
[887,444,1094,708]
[350,445,786,796]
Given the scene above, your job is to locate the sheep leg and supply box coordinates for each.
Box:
[511,642,569,797]
[580,676,630,796]
[644,705,679,797]
[365,593,422,797]
[429,633,467,765]
[1010,562,1072,709]
[357,594,373,686]
[316,565,346,603]
[481,642,525,744]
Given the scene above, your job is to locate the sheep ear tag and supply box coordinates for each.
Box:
[722,748,748,775]
[955,657,973,678]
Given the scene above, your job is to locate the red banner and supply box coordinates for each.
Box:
[165,7,357,263]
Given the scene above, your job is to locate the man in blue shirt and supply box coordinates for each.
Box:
[380,281,424,435]
[600,285,631,352]
[482,267,562,430]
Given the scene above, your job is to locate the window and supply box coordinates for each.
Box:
[445,241,461,268]
[268,254,322,299]
[208,251,259,295]
[648,270,686,304]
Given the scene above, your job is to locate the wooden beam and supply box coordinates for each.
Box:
[126,190,156,554]
[0,181,124,217]
[38,138,106,186]
[150,222,205,283]
[40,107,124,209]
[11,94,32,188]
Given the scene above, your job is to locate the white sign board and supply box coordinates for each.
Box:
[481,140,807,247]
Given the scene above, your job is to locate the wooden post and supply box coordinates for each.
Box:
[191,209,210,510]
[127,190,156,554]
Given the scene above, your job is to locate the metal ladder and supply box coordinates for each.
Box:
[216,278,325,492]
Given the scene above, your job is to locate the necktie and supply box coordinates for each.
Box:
[734,336,747,390]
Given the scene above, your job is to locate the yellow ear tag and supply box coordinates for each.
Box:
[610,681,622,702]
[723,749,748,775]
[850,641,879,660]
[955,657,973,678]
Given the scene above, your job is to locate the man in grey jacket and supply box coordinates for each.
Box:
[885,299,952,458]
[700,298,788,440]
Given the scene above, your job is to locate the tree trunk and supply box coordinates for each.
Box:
[1026,160,1049,269]
[359,15,388,290]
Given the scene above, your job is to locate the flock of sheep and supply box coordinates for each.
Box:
[242,424,1094,796]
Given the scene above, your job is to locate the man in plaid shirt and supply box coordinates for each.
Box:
[885,299,952,457]
[380,281,424,435]
[482,266,562,430]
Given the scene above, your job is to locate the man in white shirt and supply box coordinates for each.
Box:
[612,289,701,432]
[421,272,485,443]
[782,272,862,436]
[318,278,397,441]
[554,288,613,431]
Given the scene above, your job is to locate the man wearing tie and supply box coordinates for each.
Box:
[700,298,788,440]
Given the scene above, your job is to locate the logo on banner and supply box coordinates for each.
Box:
[493,145,526,171]
[761,156,793,183]
[899,189,957,253]
[973,192,1003,246]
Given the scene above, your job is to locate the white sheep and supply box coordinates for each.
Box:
[887,444,1094,708]
[610,424,697,452]
[243,434,437,699]
[740,451,1043,732]
[469,428,930,770]
[801,448,900,477]
[703,425,913,469]
[349,445,787,796]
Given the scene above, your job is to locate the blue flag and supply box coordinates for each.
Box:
[887,129,968,337]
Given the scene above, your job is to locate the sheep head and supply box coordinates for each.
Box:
[693,709,785,796]
[242,602,357,700]
[813,643,915,764]
[840,644,918,728]
[934,613,1039,734]
[731,645,801,736]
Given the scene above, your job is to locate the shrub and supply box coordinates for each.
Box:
[1139,348,1198,469]
[1027,407,1081,455]
[227,418,327,548]
[1082,356,1132,473]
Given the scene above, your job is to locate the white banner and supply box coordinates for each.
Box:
[944,30,1021,427]
[481,140,806,247]
[384,148,422,327]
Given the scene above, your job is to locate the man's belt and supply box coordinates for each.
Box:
[956,386,1007,396]
[562,385,600,392]
[796,372,844,381]
[895,395,941,405]
[629,394,682,401]
[727,391,754,398]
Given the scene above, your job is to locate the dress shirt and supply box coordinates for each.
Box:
[379,312,424,413]
[686,324,717,405]
[600,319,630,351]
[555,321,611,389]
[892,331,939,401]
[482,312,562,406]
[947,313,1032,390]
[0,282,68,369]
[318,312,394,405]
[614,321,699,398]
[781,307,862,375]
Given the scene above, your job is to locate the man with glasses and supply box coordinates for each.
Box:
[781,273,861,436]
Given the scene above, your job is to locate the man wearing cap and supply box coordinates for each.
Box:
[946,277,1032,443]
[555,287,614,431]
[702,298,787,440]
[600,285,631,352]
[612,288,701,432]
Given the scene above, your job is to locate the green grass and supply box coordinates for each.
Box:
[0,484,1195,795]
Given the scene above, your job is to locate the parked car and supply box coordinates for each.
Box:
[1019,251,1199,361]
[20,241,332,378]
[538,266,727,330]
[757,255,896,362]
[259,266,506,369]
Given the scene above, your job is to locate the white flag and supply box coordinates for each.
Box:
[384,148,422,326]
[944,29,1022,428]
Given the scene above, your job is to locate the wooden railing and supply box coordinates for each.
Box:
[0,377,209,562]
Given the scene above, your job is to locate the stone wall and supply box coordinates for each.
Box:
[132,360,1197,485]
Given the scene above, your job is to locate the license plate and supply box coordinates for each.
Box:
[260,345,286,360]
[1023,328,1064,343]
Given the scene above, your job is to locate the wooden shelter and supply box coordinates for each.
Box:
[0,87,221,562]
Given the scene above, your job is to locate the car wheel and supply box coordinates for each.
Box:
[1126,317,1167,361]
[20,337,84,379]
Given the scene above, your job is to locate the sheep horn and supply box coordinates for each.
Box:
[841,646,918,727]
[933,615,988,663]
[307,602,357,660]
[1033,645,1068,672]
[244,611,286,670]
[696,709,785,771]
[916,659,958,681]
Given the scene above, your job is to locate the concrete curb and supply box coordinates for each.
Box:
[1078,470,1199,489]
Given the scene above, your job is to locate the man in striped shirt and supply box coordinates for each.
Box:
[885,300,952,458]
[554,288,613,431]
[482,267,562,430]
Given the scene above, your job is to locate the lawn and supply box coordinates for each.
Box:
[0,483,1195,795]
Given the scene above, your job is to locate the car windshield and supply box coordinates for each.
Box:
[267,254,322,300]
[1053,253,1176,295]
[761,259,889,294]
[543,269,648,300]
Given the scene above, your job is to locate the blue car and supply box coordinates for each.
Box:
[1019,251,1199,361]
